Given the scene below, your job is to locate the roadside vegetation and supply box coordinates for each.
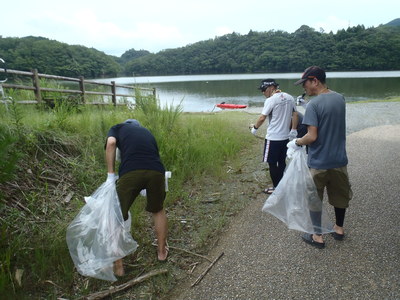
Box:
[0,87,255,299]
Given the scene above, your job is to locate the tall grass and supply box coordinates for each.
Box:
[0,86,254,298]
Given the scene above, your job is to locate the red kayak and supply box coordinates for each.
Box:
[216,103,247,109]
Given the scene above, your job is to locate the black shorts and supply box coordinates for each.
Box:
[263,139,289,164]
[116,170,166,220]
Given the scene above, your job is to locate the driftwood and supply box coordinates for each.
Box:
[191,252,224,287]
[83,269,168,300]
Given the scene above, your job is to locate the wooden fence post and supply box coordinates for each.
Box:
[32,69,42,103]
[111,81,117,106]
[79,76,86,104]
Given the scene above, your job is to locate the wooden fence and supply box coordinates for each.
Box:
[0,68,155,106]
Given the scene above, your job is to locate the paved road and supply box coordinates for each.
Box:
[172,112,400,299]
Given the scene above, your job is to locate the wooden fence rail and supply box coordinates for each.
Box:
[0,68,155,106]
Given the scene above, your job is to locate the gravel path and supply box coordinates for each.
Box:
[169,102,400,300]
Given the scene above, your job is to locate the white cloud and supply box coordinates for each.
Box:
[215,26,234,37]
[313,16,352,33]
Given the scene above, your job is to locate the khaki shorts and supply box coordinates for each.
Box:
[310,166,353,208]
[116,170,166,220]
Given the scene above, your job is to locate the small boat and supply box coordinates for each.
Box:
[216,103,247,109]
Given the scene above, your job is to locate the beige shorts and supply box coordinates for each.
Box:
[310,166,353,208]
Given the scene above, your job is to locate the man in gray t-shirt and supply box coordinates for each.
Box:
[303,92,348,169]
[288,66,352,249]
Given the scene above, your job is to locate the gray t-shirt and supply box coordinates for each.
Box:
[303,91,348,169]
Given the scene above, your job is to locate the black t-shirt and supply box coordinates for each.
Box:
[107,123,165,177]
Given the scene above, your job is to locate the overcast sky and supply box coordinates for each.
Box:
[1,0,399,56]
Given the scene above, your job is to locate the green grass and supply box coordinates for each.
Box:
[0,90,255,299]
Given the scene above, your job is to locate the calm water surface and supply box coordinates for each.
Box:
[97,71,400,112]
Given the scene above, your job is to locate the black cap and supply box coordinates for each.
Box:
[258,79,279,91]
[294,66,326,85]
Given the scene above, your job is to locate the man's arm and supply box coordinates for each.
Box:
[296,125,317,146]
[105,136,117,173]
[291,111,299,130]
[253,114,267,129]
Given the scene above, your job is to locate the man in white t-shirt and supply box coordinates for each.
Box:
[251,79,298,194]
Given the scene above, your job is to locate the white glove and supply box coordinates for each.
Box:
[289,129,298,140]
[106,173,117,183]
[286,139,302,159]
[250,124,258,135]
[296,95,308,108]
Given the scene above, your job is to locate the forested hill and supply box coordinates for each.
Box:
[124,24,400,76]
[0,36,122,78]
[1,21,400,78]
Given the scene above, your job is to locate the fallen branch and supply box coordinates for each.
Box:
[84,269,168,300]
[39,175,63,183]
[201,199,220,203]
[191,252,224,287]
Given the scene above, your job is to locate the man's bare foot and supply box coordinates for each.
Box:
[331,224,345,240]
[157,241,169,262]
[312,234,324,243]
[113,259,124,276]
[333,224,344,235]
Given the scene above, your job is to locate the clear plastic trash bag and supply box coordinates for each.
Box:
[66,180,138,282]
[262,147,334,234]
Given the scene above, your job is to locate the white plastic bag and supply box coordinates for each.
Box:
[262,147,334,234]
[66,180,138,281]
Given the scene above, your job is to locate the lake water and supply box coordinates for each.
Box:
[97,71,400,112]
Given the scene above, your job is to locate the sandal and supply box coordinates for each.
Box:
[331,232,345,241]
[301,233,325,249]
[263,187,275,194]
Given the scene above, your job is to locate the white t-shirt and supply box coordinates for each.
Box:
[261,92,296,141]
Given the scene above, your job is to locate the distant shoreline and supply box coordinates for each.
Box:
[230,99,400,135]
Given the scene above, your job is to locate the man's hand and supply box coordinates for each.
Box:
[106,173,117,183]
[287,139,302,159]
[289,129,298,140]
[249,124,258,135]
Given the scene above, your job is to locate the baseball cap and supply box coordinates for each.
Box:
[294,66,326,85]
[258,79,279,91]
[124,119,141,127]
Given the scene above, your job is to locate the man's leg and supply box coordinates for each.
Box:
[333,207,346,235]
[113,258,124,276]
[309,168,327,244]
[327,167,352,238]
[268,162,280,188]
[153,209,168,261]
